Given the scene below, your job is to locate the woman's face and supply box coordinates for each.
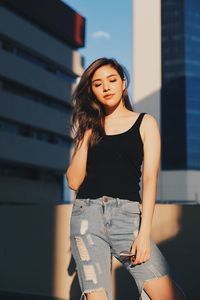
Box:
[91,65,126,108]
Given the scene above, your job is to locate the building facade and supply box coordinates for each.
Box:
[0,0,85,204]
[161,0,200,171]
[132,0,200,204]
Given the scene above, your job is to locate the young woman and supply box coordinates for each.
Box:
[66,57,187,300]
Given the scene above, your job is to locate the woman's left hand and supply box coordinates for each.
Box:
[130,232,151,265]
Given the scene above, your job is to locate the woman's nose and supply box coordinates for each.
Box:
[103,82,110,91]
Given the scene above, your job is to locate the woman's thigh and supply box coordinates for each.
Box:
[143,274,188,300]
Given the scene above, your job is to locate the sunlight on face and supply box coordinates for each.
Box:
[91,65,126,107]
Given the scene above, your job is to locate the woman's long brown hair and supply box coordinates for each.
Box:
[70,57,134,152]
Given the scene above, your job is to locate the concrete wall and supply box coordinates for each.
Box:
[0,203,198,299]
[0,3,85,206]
[0,6,83,76]
[0,49,72,104]
[0,132,70,171]
[0,90,71,136]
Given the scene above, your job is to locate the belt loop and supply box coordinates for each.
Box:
[85,198,90,205]
[102,195,109,203]
[116,197,120,207]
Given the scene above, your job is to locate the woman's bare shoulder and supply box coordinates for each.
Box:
[140,113,160,142]
[142,113,159,126]
[128,111,158,126]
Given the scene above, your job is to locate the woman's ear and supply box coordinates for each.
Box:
[122,78,126,91]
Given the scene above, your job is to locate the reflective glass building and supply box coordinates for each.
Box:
[161,0,200,170]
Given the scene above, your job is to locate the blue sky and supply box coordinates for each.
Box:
[62,0,133,95]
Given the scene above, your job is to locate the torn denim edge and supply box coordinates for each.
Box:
[80,287,108,300]
[139,274,169,300]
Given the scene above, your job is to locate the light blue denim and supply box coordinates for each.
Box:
[70,195,172,300]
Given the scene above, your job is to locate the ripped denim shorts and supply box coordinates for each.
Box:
[70,195,173,300]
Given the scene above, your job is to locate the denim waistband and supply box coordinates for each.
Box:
[76,195,141,208]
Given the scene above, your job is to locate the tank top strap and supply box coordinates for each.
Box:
[135,112,147,129]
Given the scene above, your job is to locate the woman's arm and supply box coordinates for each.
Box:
[139,114,161,236]
[66,129,92,191]
[130,114,161,265]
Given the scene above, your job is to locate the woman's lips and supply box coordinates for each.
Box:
[104,94,115,99]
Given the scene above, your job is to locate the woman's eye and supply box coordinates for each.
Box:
[93,79,116,87]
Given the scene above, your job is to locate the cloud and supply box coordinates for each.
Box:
[92,31,111,40]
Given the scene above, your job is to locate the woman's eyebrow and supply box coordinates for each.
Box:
[92,74,117,83]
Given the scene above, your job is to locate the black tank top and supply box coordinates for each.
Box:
[76,112,146,202]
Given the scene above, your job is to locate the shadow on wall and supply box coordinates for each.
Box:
[0,203,56,299]
[158,204,200,300]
